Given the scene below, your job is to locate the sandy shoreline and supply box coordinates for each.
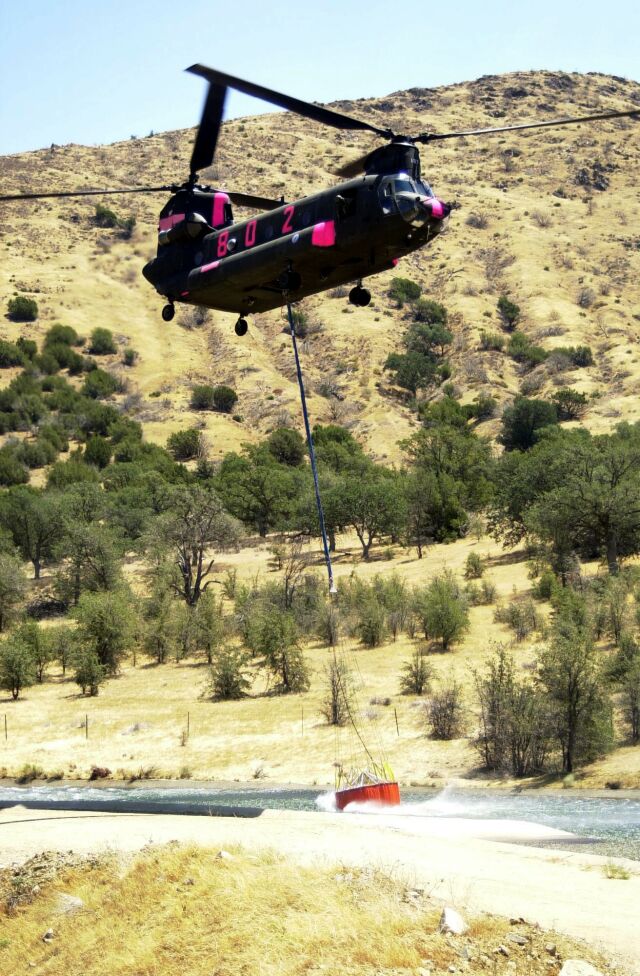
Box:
[0,803,638,973]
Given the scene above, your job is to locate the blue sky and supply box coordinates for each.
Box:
[1,0,638,155]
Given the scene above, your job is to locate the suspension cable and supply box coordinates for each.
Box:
[285,300,336,594]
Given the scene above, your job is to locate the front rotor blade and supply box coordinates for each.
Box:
[0,185,173,202]
[190,82,227,175]
[416,107,640,143]
[227,191,282,210]
[187,64,393,138]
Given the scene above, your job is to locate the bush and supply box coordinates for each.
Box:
[499,396,558,451]
[427,682,464,739]
[16,438,58,469]
[388,277,421,306]
[190,385,216,410]
[0,637,35,699]
[414,571,469,650]
[497,295,521,330]
[468,393,497,421]
[0,448,29,487]
[207,647,251,700]
[167,428,203,461]
[507,332,548,368]
[123,347,138,367]
[89,328,117,355]
[212,385,238,413]
[94,203,119,228]
[7,296,38,322]
[553,388,588,420]
[74,649,105,696]
[267,427,305,466]
[479,331,505,352]
[44,324,80,347]
[46,342,85,372]
[16,337,37,360]
[399,647,433,695]
[320,654,353,725]
[82,369,118,399]
[84,435,112,469]
[464,552,484,579]
[0,341,25,368]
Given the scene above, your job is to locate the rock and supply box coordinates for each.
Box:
[216,850,234,860]
[508,933,528,946]
[183,877,195,886]
[438,907,467,935]
[42,928,54,943]
[559,964,605,976]
[495,945,510,957]
[89,766,111,781]
[545,943,558,956]
[55,893,84,914]
[416,969,431,976]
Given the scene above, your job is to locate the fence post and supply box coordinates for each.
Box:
[85,714,89,740]
[394,707,400,737]
[4,714,6,741]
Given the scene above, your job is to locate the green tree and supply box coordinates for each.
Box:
[538,603,613,772]
[74,588,137,674]
[267,427,305,467]
[497,295,521,330]
[338,469,405,559]
[0,487,64,579]
[320,653,353,725]
[73,648,105,696]
[0,636,35,699]
[15,621,52,682]
[414,571,469,650]
[499,397,558,451]
[148,486,241,606]
[215,447,301,537]
[247,606,309,693]
[54,522,122,606]
[399,646,433,695]
[0,551,27,632]
[207,646,252,700]
[190,384,216,410]
[84,435,113,469]
[166,428,203,461]
[388,277,421,306]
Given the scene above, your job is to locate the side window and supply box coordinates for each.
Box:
[335,190,358,221]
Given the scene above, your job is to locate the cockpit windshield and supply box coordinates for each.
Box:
[418,180,434,198]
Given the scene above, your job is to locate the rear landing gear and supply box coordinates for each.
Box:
[235,317,248,337]
[161,303,175,322]
[349,285,371,307]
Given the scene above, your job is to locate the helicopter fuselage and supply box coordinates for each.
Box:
[142,172,450,317]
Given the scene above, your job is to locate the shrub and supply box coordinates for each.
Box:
[190,385,216,410]
[44,324,79,347]
[123,347,138,367]
[16,439,58,469]
[0,341,25,368]
[267,427,305,466]
[388,277,421,306]
[464,552,484,579]
[84,435,113,469]
[507,332,548,367]
[468,393,497,420]
[414,571,469,650]
[207,647,251,700]
[0,637,35,699]
[494,598,540,641]
[499,396,558,451]
[320,654,353,725]
[89,328,117,355]
[497,295,521,330]
[74,649,105,696]
[427,682,464,739]
[212,385,238,413]
[16,337,37,360]
[479,330,505,352]
[7,296,38,322]
[553,388,588,420]
[577,287,596,308]
[167,428,203,461]
[82,369,118,399]
[94,203,119,228]
[399,647,433,695]
[0,448,29,486]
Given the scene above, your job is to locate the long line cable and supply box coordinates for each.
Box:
[286,300,336,594]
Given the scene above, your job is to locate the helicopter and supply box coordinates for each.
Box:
[2,65,638,337]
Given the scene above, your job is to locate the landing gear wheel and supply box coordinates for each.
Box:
[235,317,249,337]
[349,286,371,307]
[161,303,175,322]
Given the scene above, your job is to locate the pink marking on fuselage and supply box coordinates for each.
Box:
[212,192,231,227]
[311,220,336,247]
[429,199,445,219]
[392,258,399,267]
[199,260,220,274]
[158,213,186,231]
[181,291,189,297]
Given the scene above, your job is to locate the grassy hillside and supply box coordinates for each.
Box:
[1,70,639,461]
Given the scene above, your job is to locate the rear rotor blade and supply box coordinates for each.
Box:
[189,82,227,175]
[335,152,373,179]
[0,185,173,202]
[187,63,393,139]
[416,107,640,143]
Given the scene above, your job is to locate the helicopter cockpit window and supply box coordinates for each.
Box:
[393,179,416,195]
[336,190,357,221]
[418,180,434,198]
[224,203,234,225]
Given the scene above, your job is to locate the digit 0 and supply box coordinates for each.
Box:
[244,220,257,247]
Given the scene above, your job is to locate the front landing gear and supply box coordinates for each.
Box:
[235,317,248,337]
[349,284,371,307]
[161,303,175,322]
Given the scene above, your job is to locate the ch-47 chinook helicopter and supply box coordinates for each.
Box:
[2,65,638,336]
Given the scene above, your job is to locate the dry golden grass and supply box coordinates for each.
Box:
[0,845,619,976]
[1,531,638,790]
